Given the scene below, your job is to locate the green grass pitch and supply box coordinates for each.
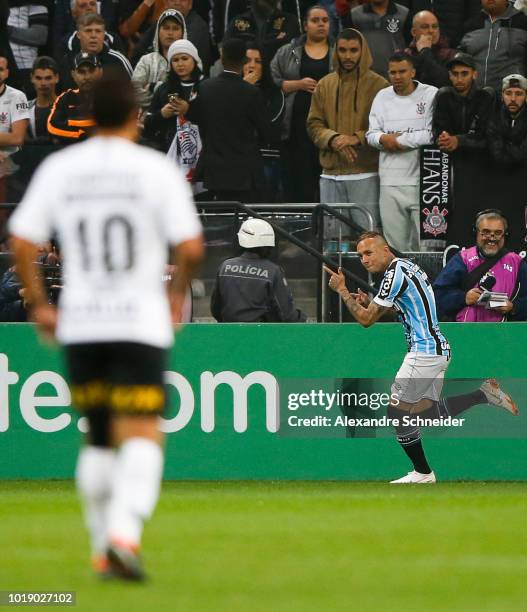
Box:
[1,481,527,611]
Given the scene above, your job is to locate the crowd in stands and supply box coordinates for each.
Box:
[1,0,527,318]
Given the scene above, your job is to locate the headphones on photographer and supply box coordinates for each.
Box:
[472,208,510,240]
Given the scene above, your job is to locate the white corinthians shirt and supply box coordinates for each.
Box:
[0,85,30,156]
[367,81,437,186]
[9,136,202,348]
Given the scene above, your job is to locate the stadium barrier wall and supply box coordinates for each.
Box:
[1,323,526,481]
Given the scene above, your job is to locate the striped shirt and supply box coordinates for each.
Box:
[374,258,450,357]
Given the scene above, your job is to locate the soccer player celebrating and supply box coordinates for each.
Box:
[9,71,204,579]
[325,231,519,483]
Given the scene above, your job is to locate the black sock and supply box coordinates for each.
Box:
[416,390,487,420]
[442,390,486,417]
[400,439,432,474]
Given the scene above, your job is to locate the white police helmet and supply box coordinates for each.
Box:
[238,218,275,248]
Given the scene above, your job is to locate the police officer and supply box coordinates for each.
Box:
[211,217,307,322]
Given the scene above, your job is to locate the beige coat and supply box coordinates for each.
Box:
[307,30,388,176]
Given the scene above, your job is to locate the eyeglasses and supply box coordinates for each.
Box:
[477,229,505,238]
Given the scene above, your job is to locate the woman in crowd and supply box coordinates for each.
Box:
[143,39,204,191]
[270,5,333,203]
[243,43,285,202]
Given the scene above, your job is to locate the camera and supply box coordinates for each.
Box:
[168,93,180,104]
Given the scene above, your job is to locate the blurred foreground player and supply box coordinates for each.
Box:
[9,72,204,579]
[325,231,519,483]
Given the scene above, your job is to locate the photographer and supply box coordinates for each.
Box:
[433,210,527,322]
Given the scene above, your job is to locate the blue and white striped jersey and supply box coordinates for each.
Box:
[373,258,450,357]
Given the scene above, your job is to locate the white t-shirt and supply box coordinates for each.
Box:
[0,85,30,156]
[366,82,437,186]
[9,136,202,348]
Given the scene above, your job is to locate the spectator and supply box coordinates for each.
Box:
[0,54,29,205]
[432,52,494,246]
[53,0,119,57]
[270,5,333,203]
[118,0,209,52]
[487,73,527,166]
[397,0,481,46]
[307,28,388,231]
[211,217,307,322]
[59,13,133,90]
[434,210,527,321]
[0,1,15,76]
[48,51,101,143]
[485,74,527,250]
[54,0,125,61]
[0,265,27,321]
[143,40,203,188]
[348,0,410,78]
[27,55,59,142]
[6,0,49,94]
[459,0,527,91]
[224,0,300,63]
[405,10,455,87]
[212,0,308,47]
[366,51,437,252]
[243,43,285,202]
[188,38,270,201]
[132,9,186,110]
[131,0,211,73]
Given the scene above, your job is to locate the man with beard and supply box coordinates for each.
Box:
[47,51,102,143]
[307,28,388,232]
[432,52,494,246]
[484,74,527,250]
[434,210,527,321]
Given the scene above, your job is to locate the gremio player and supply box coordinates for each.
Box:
[325,231,519,483]
[9,72,204,579]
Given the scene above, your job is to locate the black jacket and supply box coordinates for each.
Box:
[47,88,96,143]
[433,83,495,150]
[211,251,306,322]
[58,44,133,92]
[143,76,200,152]
[486,104,527,167]
[397,0,481,46]
[189,71,270,192]
[223,8,300,63]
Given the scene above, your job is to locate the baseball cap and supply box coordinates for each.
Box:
[73,51,101,70]
[446,52,476,71]
[502,74,527,91]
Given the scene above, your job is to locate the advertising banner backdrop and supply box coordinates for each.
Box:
[1,323,526,481]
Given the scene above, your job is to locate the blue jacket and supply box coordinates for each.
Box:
[433,251,527,321]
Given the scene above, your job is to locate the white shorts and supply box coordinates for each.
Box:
[391,352,450,404]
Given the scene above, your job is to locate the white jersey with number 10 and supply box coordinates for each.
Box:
[9,136,202,348]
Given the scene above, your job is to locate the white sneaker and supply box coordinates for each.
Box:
[480,379,519,415]
[390,470,436,484]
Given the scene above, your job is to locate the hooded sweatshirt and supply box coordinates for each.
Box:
[459,4,527,91]
[306,31,388,175]
[132,9,187,109]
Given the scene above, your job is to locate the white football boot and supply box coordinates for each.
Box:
[480,379,519,415]
[390,470,436,484]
